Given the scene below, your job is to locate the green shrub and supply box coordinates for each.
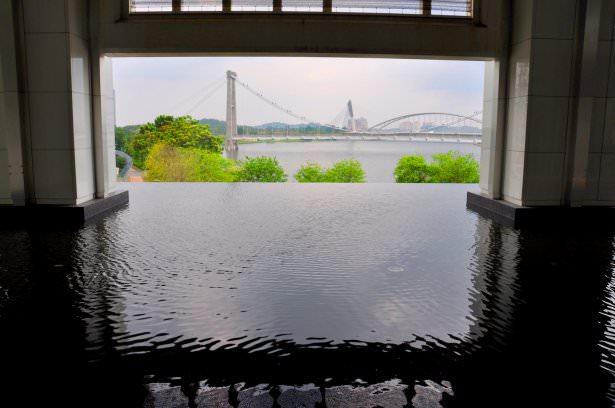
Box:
[236,156,287,182]
[194,151,239,182]
[294,159,366,183]
[323,159,365,183]
[394,151,479,183]
[394,155,431,183]
[430,151,480,183]
[294,161,327,182]
[144,143,238,182]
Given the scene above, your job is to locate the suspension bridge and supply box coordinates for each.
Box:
[177,70,483,151]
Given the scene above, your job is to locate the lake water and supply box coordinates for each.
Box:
[228,140,481,182]
[1,183,614,407]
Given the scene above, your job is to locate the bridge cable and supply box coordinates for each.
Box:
[185,81,226,115]
[234,78,345,131]
[166,75,226,115]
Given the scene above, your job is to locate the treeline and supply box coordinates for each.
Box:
[115,118,341,154]
[116,115,479,184]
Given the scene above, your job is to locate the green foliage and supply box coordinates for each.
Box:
[236,156,287,183]
[429,151,480,183]
[194,151,239,182]
[394,151,479,183]
[294,159,366,183]
[323,159,366,183]
[115,126,135,153]
[294,162,327,182]
[130,115,223,169]
[144,143,238,182]
[115,155,127,170]
[394,155,432,183]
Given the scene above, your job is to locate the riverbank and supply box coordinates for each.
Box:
[229,140,481,182]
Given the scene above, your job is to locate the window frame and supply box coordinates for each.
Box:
[123,0,479,22]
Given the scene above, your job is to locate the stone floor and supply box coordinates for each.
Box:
[143,379,453,407]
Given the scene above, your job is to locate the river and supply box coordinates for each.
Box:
[227,140,481,182]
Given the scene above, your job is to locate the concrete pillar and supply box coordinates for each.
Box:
[18,0,95,205]
[500,0,579,206]
[90,0,118,199]
[588,0,615,205]
[0,0,126,221]
[0,0,26,205]
[470,0,615,224]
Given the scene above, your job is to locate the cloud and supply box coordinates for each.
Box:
[112,57,484,126]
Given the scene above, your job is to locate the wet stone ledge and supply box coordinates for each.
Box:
[143,380,453,407]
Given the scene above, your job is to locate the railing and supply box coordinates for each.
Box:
[128,0,473,17]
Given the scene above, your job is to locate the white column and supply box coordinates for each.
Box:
[91,55,118,198]
[479,60,507,199]
[494,0,615,207]
[21,0,96,205]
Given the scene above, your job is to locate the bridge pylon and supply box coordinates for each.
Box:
[225,70,238,151]
[346,100,356,132]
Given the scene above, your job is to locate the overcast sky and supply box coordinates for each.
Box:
[112,57,484,127]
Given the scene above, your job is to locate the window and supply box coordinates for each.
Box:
[128,0,473,17]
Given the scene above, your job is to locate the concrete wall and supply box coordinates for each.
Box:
[95,0,508,58]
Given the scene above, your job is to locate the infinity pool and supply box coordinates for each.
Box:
[1,183,614,407]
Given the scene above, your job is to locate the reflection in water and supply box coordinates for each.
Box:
[0,183,614,407]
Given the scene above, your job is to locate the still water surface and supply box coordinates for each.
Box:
[0,183,614,406]
[228,141,481,182]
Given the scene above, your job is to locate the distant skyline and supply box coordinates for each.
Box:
[112,57,485,127]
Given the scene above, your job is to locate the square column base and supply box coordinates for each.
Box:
[0,190,129,225]
[467,192,615,228]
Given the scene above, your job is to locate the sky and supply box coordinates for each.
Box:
[112,57,485,127]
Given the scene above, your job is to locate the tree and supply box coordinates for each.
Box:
[194,151,239,182]
[115,126,135,153]
[294,159,366,183]
[145,143,198,182]
[144,143,238,182]
[394,155,432,183]
[323,159,365,183]
[430,151,480,183]
[236,156,287,182]
[129,115,223,169]
[294,161,327,182]
[394,151,479,183]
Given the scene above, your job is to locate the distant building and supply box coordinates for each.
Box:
[399,121,421,132]
[355,117,369,131]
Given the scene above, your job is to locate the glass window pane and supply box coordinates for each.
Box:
[431,0,472,16]
[130,0,173,12]
[182,0,224,11]
[332,1,424,15]
[232,0,274,11]
[282,0,323,12]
